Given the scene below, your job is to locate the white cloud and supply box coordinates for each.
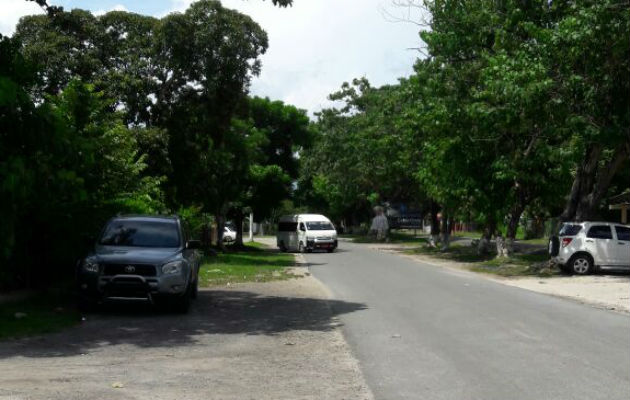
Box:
[2,0,427,117]
[0,0,45,36]
[0,2,130,35]
[171,0,426,116]
[94,4,128,17]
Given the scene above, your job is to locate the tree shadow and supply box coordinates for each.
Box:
[0,290,367,359]
[591,270,630,278]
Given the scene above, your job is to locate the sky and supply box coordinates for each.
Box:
[0,0,425,115]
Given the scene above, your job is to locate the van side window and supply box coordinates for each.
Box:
[278,222,298,232]
[587,225,613,240]
[299,223,306,231]
[615,226,630,241]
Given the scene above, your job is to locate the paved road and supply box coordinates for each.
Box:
[307,242,630,400]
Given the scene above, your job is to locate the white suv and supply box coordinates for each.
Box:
[549,222,630,274]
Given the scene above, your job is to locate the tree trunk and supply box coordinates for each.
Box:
[429,201,441,248]
[234,209,245,248]
[505,210,523,257]
[215,205,229,252]
[477,218,496,255]
[440,211,451,250]
[561,141,630,221]
[495,233,509,258]
[505,185,529,256]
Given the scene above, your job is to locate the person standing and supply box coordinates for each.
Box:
[370,206,389,242]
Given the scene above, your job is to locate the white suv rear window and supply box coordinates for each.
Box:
[559,224,582,236]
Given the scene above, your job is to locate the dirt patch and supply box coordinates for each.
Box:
[500,275,630,313]
[0,255,373,400]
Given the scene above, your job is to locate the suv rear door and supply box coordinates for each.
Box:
[585,225,615,266]
[613,226,630,267]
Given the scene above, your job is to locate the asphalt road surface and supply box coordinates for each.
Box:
[307,242,630,400]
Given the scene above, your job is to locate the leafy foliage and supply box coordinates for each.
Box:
[2,0,304,288]
[0,35,163,287]
[303,78,424,223]
[301,0,629,239]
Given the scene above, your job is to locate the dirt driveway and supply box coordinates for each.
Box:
[0,271,373,400]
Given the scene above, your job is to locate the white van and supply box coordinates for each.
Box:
[277,214,338,253]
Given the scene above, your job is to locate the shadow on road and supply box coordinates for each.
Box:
[0,290,367,359]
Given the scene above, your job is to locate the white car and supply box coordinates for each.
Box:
[223,226,236,243]
[549,221,630,274]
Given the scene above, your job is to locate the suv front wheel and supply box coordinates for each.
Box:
[569,254,593,275]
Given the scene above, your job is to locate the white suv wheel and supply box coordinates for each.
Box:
[571,256,592,275]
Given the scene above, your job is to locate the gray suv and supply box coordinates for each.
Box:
[77,215,202,313]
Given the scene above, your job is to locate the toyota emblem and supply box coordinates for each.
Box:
[124,265,136,273]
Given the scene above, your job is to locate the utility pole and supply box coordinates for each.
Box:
[249,212,254,242]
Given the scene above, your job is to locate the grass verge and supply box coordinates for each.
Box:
[346,232,428,246]
[471,253,554,277]
[406,244,555,277]
[200,242,297,286]
[0,292,79,341]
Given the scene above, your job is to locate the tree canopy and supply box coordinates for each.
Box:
[2,0,308,288]
[301,0,629,246]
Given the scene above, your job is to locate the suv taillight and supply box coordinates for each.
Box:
[561,238,573,247]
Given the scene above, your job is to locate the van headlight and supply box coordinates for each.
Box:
[162,261,183,275]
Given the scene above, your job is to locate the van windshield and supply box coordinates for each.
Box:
[306,221,334,231]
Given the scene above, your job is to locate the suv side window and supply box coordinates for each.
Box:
[615,226,630,241]
[587,225,613,240]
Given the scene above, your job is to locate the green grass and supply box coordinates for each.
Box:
[349,232,428,245]
[452,231,483,239]
[471,253,554,277]
[0,293,79,340]
[407,243,495,263]
[226,240,267,250]
[518,237,549,246]
[406,244,555,277]
[200,242,297,286]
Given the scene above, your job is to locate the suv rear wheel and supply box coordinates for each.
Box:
[569,254,593,275]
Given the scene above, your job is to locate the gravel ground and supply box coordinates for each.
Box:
[0,260,373,400]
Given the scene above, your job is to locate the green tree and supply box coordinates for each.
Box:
[229,97,312,246]
[156,0,269,243]
[1,33,162,287]
[303,78,424,227]
[551,0,630,221]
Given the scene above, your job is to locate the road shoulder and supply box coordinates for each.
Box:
[369,243,630,314]
[0,252,373,400]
